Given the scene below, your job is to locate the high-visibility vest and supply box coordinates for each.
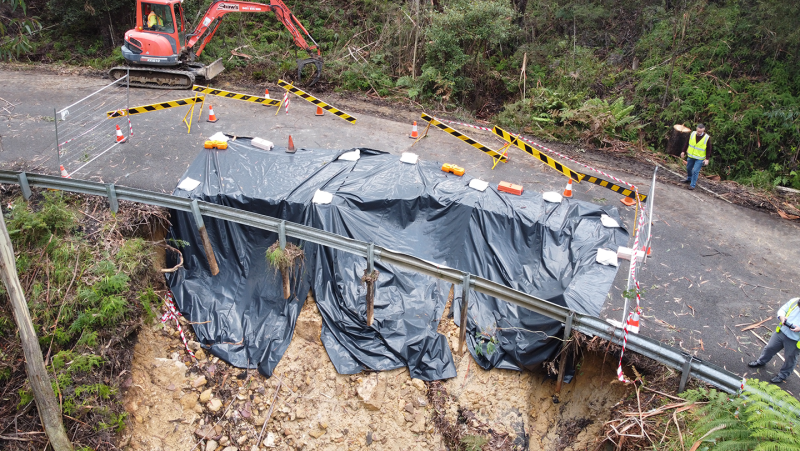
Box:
[148,11,163,27]
[687,131,709,160]
[776,300,800,349]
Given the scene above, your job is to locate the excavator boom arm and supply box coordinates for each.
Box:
[187,0,320,58]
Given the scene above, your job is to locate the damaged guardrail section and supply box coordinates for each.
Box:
[1,170,745,394]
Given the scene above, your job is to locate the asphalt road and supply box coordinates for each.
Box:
[2,68,799,395]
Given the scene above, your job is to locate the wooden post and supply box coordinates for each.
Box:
[458,274,471,355]
[365,243,375,327]
[191,200,219,276]
[0,208,73,450]
[666,124,691,156]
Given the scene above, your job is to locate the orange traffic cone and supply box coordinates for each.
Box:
[315,105,324,116]
[562,179,573,198]
[626,310,640,334]
[59,165,70,178]
[264,88,271,99]
[207,105,219,123]
[115,124,126,143]
[287,135,296,153]
[409,121,419,139]
[620,197,636,206]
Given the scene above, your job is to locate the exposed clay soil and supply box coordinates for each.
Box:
[121,292,629,451]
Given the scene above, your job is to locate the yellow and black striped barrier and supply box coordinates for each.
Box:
[421,114,508,162]
[492,126,581,181]
[277,79,356,124]
[578,174,647,202]
[106,96,205,118]
[191,85,281,106]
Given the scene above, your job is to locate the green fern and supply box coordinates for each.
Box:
[681,379,800,451]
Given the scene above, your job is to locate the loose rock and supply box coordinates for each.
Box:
[205,440,218,451]
[263,432,276,448]
[200,389,213,403]
[192,375,208,388]
[410,378,426,392]
[208,398,223,412]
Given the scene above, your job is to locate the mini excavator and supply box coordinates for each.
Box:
[109,0,322,88]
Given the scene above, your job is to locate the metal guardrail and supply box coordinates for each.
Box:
[2,170,747,394]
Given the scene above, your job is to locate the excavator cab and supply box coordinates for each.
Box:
[122,0,185,66]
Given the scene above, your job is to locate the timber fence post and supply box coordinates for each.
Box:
[0,206,73,450]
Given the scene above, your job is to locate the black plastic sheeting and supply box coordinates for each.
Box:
[165,141,629,380]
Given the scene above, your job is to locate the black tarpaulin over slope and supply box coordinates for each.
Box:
[165,141,628,379]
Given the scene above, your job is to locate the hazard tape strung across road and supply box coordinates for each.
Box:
[580,175,648,202]
[106,96,205,118]
[191,85,281,107]
[510,133,641,194]
[277,79,356,124]
[421,114,508,161]
[493,126,580,180]
[431,117,645,200]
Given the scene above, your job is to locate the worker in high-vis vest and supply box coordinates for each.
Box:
[748,297,800,383]
[680,124,712,190]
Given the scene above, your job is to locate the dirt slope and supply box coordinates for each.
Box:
[121,294,627,451]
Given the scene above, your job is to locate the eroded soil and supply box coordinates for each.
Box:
[121,293,627,451]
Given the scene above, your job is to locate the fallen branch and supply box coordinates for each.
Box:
[740,318,770,332]
[160,243,184,273]
[258,374,283,446]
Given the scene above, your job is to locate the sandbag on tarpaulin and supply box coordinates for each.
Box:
[165,140,628,379]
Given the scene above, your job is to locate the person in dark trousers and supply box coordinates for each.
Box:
[680,124,712,190]
[748,297,800,383]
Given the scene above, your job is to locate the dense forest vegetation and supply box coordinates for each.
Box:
[2,0,799,188]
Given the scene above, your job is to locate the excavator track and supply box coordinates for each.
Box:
[109,66,195,89]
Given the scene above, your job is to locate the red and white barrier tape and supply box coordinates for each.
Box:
[161,291,196,359]
[616,191,647,384]
[431,116,495,133]
[283,92,290,115]
[127,114,133,137]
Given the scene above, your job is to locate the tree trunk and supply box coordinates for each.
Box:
[0,209,73,451]
[511,0,528,25]
[666,124,691,156]
[281,268,291,299]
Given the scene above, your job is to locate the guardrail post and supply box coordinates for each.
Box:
[365,242,375,327]
[553,311,575,403]
[279,220,286,250]
[679,352,693,393]
[105,183,119,214]
[18,173,31,200]
[458,273,471,355]
[191,199,219,276]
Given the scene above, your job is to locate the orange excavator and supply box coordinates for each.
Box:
[109,0,322,88]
